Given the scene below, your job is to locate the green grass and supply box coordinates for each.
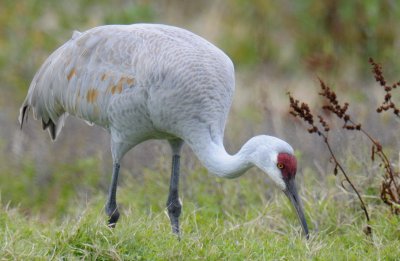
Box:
[1,161,399,260]
[1,196,399,260]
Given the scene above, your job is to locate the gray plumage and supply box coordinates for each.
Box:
[20,24,233,146]
[19,24,309,238]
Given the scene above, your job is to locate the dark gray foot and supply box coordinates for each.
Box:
[167,198,182,236]
[105,162,121,228]
[106,203,120,228]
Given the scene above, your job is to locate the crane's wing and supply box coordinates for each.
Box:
[19,26,140,139]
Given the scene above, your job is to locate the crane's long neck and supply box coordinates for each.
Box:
[190,139,253,179]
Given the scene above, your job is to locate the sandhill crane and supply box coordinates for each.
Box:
[19,24,309,238]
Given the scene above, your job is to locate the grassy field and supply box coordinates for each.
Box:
[1,162,399,260]
[1,0,400,260]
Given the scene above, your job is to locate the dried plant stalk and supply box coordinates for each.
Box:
[369,58,400,214]
[369,58,400,117]
[288,90,371,234]
[289,69,400,228]
[321,79,400,214]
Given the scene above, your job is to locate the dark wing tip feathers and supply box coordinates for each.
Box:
[42,118,57,140]
[21,104,57,140]
[20,105,29,130]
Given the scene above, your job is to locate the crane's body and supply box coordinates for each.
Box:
[22,24,232,154]
[20,24,309,238]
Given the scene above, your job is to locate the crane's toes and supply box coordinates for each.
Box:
[108,213,120,228]
[106,208,120,228]
[167,201,182,238]
[168,210,181,239]
[170,222,181,240]
[171,222,180,235]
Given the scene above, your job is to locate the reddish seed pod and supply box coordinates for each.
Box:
[343,103,349,111]
[322,105,331,111]
[308,126,317,133]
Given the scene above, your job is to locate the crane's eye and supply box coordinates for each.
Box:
[277,163,284,169]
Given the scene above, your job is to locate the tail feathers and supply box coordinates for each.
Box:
[42,118,56,140]
[41,113,68,141]
[19,101,68,141]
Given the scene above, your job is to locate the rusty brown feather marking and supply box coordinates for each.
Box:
[126,77,135,85]
[67,68,76,81]
[86,88,99,103]
[115,78,124,93]
[105,76,135,94]
[108,85,117,94]
[110,84,122,94]
[101,74,107,81]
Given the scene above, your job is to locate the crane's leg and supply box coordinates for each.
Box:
[106,140,132,228]
[166,139,184,237]
[106,162,120,227]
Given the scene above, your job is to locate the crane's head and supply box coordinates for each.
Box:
[247,135,309,238]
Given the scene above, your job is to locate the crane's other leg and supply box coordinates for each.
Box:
[106,140,132,228]
[166,139,184,236]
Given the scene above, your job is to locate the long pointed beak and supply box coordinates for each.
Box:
[284,178,309,239]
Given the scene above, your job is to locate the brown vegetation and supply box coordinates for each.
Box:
[288,59,400,236]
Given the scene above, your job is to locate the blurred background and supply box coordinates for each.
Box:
[1,0,399,220]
